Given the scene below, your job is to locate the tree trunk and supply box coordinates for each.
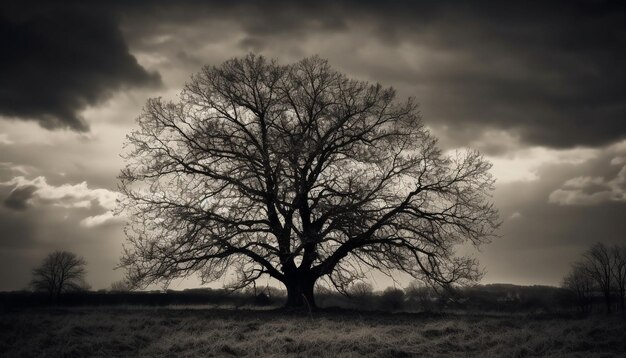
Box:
[604,290,612,314]
[284,276,317,310]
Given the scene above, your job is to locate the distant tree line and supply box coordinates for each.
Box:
[315,282,577,313]
[4,279,583,314]
[14,246,625,315]
[562,242,626,314]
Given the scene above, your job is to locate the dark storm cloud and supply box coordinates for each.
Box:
[3,185,36,211]
[3,1,622,145]
[0,1,160,131]
[119,0,626,149]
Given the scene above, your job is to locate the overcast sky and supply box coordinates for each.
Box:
[1,1,625,291]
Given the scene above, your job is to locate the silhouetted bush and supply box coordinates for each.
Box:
[379,287,405,311]
[405,282,438,311]
[253,293,272,306]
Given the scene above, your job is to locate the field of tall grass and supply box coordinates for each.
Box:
[1,307,625,357]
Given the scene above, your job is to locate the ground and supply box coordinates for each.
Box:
[1,307,625,357]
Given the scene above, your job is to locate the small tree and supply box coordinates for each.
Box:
[31,251,88,300]
[562,264,594,314]
[610,245,626,313]
[579,243,614,313]
[119,54,499,309]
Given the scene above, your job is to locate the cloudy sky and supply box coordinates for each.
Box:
[1,1,625,291]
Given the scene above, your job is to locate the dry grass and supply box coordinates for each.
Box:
[1,307,625,357]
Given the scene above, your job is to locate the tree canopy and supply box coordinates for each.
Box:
[31,250,88,299]
[119,54,499,308]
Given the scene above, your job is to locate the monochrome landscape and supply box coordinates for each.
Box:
[1,1,625,357]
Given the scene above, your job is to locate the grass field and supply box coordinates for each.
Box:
[1,307,625,357]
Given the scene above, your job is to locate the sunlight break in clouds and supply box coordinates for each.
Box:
[549,166,626,206]
[457,145,598,183]
[1,176,121,227]
[549,140,626,206]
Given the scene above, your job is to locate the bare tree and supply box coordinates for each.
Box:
[611,245,626,313]
[31,251,88,300]
[580,243,614,313]
[119,54,499,308]
[562,264,594,314]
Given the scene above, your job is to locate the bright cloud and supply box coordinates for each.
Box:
[0,162,32,176]
[461,145,598,183]
[549,141,626,206]
[549,165,626,206]
[1,176,122,226]
[0,133,12,145]
[80,211,119,228]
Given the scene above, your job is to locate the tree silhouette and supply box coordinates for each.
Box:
[31,251,88,300]
[564,243,626,314]
[611,245,626,313]
[562,264,594,314]
[119,54,499,308]
[581,243,614,313]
